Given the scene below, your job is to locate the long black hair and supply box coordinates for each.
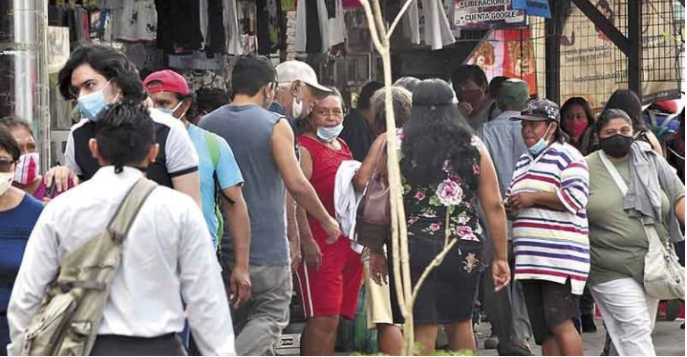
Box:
[604,89,646,131]
[401,79,478,187]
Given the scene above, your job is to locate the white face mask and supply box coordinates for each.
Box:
[159,101,184,119]
[0,171,14,195]
[292,96,304,120]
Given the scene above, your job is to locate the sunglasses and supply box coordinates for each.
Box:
[0,159,16,173]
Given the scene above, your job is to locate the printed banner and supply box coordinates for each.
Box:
[454,0,526,29]
[559,0,683,107]
[467,28,538,95]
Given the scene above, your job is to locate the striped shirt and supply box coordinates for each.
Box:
[507,142,590,295]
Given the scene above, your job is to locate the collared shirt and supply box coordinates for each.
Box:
[507,142,591,295]
[7,167,235,356]
[65,109,199,188]
[479,110,528,196]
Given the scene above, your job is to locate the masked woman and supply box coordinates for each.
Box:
[585,109,685,356]
[0,126,43,350]
[295,89,363,356]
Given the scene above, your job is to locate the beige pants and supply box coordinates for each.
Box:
[362,249,395,328]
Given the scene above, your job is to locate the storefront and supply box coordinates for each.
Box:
[1,0,684,178]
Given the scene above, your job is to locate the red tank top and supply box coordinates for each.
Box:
[297,135,353,242]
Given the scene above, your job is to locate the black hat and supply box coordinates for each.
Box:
[511,98,561,122]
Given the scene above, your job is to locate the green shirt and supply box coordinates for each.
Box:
[586,152,675,287]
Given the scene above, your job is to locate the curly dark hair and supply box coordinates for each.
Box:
[58,44,147,102]
[401,79,479,187]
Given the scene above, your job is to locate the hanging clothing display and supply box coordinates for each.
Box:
[421,0,455,50]
[328,0,345,47]
[199,0,227,55]
[224,0,243,55]
[399,0,455,50]
[256,0,283,55]
[113,0,157,42]
[401,0,421,45]
[295,0,330,53]
[341,0,361,8]
[155,0,204,53]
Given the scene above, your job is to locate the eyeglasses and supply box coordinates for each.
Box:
[0,159,16,173]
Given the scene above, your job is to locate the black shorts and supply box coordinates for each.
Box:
[520,279,580,345]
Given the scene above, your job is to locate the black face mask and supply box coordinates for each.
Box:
[599,134,634,158]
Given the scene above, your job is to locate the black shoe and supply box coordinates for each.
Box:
[498,340,535,356]
[681,322,685,329]
[581,314,597,333]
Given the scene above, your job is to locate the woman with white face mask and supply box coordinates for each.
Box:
[0,126,44,351]
[0,118,70,202]
[294,89,363,356]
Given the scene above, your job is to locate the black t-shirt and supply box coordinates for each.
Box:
[65,109,199,187]
[339,109,375,162]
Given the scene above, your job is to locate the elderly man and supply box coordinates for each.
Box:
[270,60,331,126]
[270,60,331,272]
[480,79,535,356]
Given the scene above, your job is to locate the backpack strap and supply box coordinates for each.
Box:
[205,131,220,169]
[107,178,158,243]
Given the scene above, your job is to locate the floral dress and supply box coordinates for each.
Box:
[397,136,485,324]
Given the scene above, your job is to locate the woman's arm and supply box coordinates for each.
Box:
[476,142,510,291]
[354,134,386,191]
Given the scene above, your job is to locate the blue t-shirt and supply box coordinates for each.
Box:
[0,193,43,312]
[188,124,244,247]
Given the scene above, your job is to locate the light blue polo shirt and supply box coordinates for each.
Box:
[187,124,244,247]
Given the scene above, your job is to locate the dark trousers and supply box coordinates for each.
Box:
[90,333,186,356]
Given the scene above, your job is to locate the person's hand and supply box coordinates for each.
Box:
[508,192,537,210]
[492,259,511,292]
[44,166,78,193]
[229,266,252,309]
[458,102,473,117]
[369,250,388,285]
[322,216,341,244]
[301,238,322,271]
[289,238,302,271]
[503,196,519,217]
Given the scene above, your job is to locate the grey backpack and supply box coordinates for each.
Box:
[20,178,157,356]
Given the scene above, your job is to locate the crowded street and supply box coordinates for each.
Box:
[0,0,685,356]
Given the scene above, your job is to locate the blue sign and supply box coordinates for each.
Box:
[512,0,551,18]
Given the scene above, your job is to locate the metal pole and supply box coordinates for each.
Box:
[627,0,642,98]
[545,15,561,104]
[4,0,50,170]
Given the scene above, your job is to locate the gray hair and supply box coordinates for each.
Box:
[370,87,413,135]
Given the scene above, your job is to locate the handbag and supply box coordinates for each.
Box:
[599,151,685,300]
[355,139,390,251]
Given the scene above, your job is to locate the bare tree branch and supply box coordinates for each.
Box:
[387,0,417,40]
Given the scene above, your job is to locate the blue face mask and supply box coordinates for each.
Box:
[527,123,553,156]
[159,102,183,118]
[78,80,115,121]
[317,123,344,142]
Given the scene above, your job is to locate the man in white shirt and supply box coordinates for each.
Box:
[45,44,201,206]
[7,103,235,355]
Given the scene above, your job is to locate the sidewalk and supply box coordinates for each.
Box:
[475,318,685,356]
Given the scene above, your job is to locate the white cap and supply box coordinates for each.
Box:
[275,61,331,94]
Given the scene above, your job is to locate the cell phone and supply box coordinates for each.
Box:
[46,180,58,198]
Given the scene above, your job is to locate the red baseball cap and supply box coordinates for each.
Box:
[143,70,190,96]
